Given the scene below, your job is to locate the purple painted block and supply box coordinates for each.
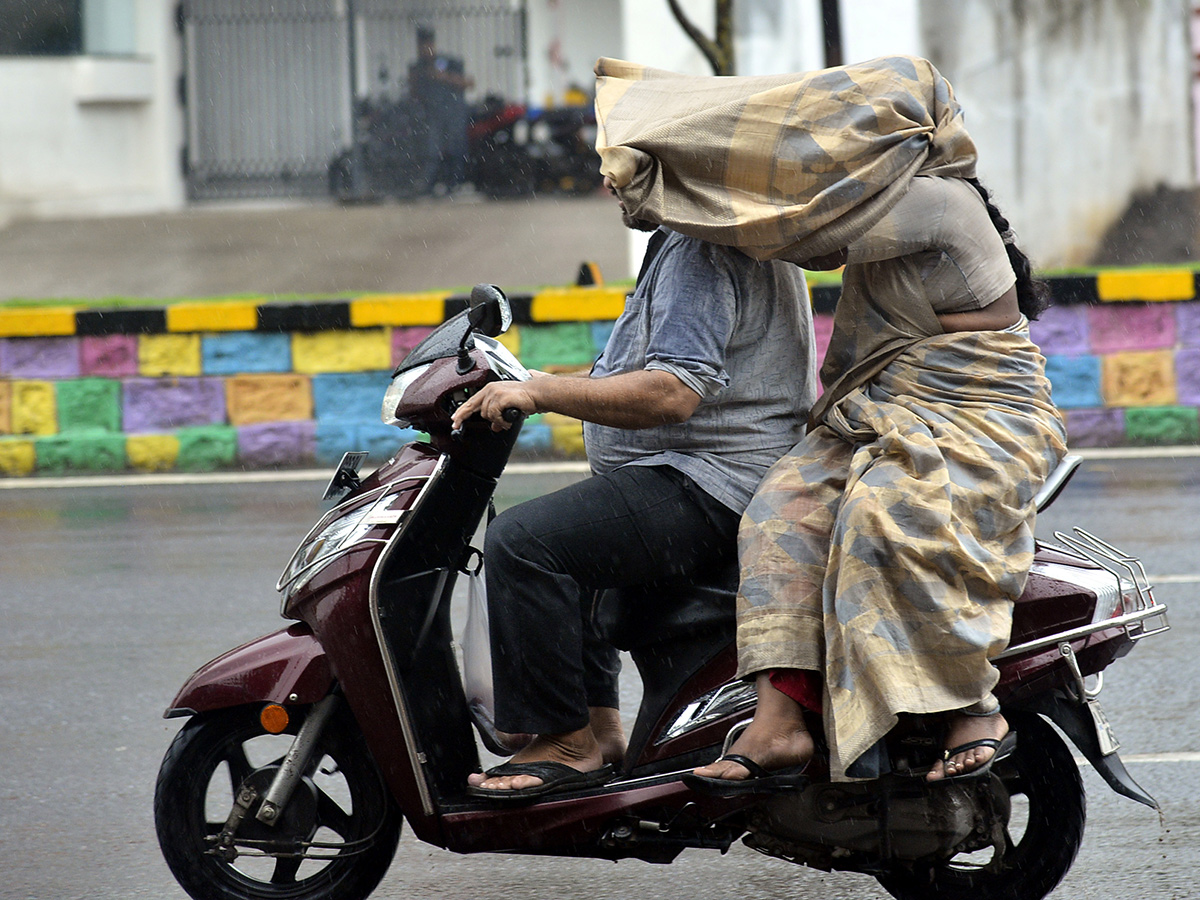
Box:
[1176,348,1200,407]
[1064,408,1126,448]
[0,337,79,378]
[1177,302,1200,347]
[1028,305,1089,356]
[237,420,317,467]
[1088,304,1175,354]
[81,334,138,377]
[122,378,226,432]
[392,327,436,366]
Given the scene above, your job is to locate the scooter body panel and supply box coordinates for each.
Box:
[164,623,333,717]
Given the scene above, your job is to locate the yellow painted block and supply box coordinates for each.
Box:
[225,374,313,426]
[0,380,10,434]
[1101,351,1177,407]
[139,333,202,376]
[126,434,180,472]
[531,287,627,322]
[0,307,77,337]
[0,438,36,476]
[549,419,586,457]
[10,381,57,435]
[291,329,391,374]
[167,301,259,333]
[496,325,520,358]
[351,294,448,327]
[1096,269,1195,302]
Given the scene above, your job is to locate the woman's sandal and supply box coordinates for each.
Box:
[682,754,809,798]
[936,731,1018,782]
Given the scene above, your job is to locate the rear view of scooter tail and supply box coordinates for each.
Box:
[154,284,1170,900]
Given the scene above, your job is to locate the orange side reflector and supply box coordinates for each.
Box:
[260,704,290,734]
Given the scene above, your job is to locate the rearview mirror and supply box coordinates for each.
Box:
[467,284,513,337]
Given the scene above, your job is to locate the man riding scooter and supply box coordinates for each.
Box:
[449,177,817,799]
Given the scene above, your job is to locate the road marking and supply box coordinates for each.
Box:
[1078,752,1200,766]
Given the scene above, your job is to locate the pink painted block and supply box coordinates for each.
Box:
[1064,408,1126,448]
[1029,305,1089,356]
[1088,304,1175,354]
[812,313,834,383]
[1176,348,1200,407]
[392,327,436,367]
[1177,302,1200,347]
[81,334,138,377]
[0,337,80,378]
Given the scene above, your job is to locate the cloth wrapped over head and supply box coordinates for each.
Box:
[593,55,977,264]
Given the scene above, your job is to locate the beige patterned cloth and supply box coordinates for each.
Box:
[737,326,1068,780]
[593,55,977,264]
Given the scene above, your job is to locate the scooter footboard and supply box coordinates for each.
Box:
[164,623,334,718]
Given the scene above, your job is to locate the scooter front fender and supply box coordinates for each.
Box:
[164,623,333,718]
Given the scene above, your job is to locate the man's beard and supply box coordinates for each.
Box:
[621,210,659,232]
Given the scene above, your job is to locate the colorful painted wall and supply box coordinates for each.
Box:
[1,268,1199,477]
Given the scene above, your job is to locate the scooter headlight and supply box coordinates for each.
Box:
[278,504,376,597]
[382,363,431,426]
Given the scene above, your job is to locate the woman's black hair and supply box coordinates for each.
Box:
[966,177,1051,321]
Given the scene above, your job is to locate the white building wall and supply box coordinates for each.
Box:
[525,0,622,108]
[922,0,1194,267]
[0,0,184,225]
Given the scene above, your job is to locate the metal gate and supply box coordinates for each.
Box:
[180,0,527,200]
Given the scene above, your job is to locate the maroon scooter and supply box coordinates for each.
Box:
[154,285,1170,900]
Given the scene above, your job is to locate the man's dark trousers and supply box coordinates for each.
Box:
[485,464,739,736]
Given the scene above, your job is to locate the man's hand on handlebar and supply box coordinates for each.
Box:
[451,382,539,432]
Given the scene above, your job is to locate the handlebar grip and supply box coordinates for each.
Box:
[502,407,525,423]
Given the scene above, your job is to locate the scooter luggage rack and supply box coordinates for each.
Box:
[993,527,1169,661]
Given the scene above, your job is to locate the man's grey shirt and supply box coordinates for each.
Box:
[585,229,816,514]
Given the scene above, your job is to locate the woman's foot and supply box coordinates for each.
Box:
[926,712,1009,782]
[692,673,814,782]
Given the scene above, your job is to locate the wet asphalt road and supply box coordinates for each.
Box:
[1,456,1197,900]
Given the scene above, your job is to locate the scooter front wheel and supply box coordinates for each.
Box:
[875,710,1086,900]
[154,705,402,900]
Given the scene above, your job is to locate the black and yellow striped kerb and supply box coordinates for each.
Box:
[0,285,630,339]
[1,269,1197,338]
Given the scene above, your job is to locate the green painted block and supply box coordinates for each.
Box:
[36,431,126,473]
[177,425,237,471]
[1124,406,1200,445]
[56,378,121,433]
[517,323,598,372]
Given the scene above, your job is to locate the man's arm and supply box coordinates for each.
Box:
[449,369,701,432]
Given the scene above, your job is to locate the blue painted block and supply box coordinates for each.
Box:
[1044,355,1102,409]
[357,422,415,463]
[315,419,359,465]
[312,372,391,423]
[590,321,616,360]
[515,422,554,452]
[202,332,291,374]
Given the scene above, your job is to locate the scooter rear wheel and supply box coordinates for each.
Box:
[875,710,1086,900]
[154,704,402,900]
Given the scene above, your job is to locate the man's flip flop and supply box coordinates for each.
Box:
[465,761,615,802]
[682,754,809,798]
[937,730,1018,782]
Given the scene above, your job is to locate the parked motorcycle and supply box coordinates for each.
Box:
[154,284,1170,900]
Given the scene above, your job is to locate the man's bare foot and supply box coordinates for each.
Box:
[692,672,814,782]
[588,706,627,767]
[467,726,604,792]
[926,712,1008,782]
